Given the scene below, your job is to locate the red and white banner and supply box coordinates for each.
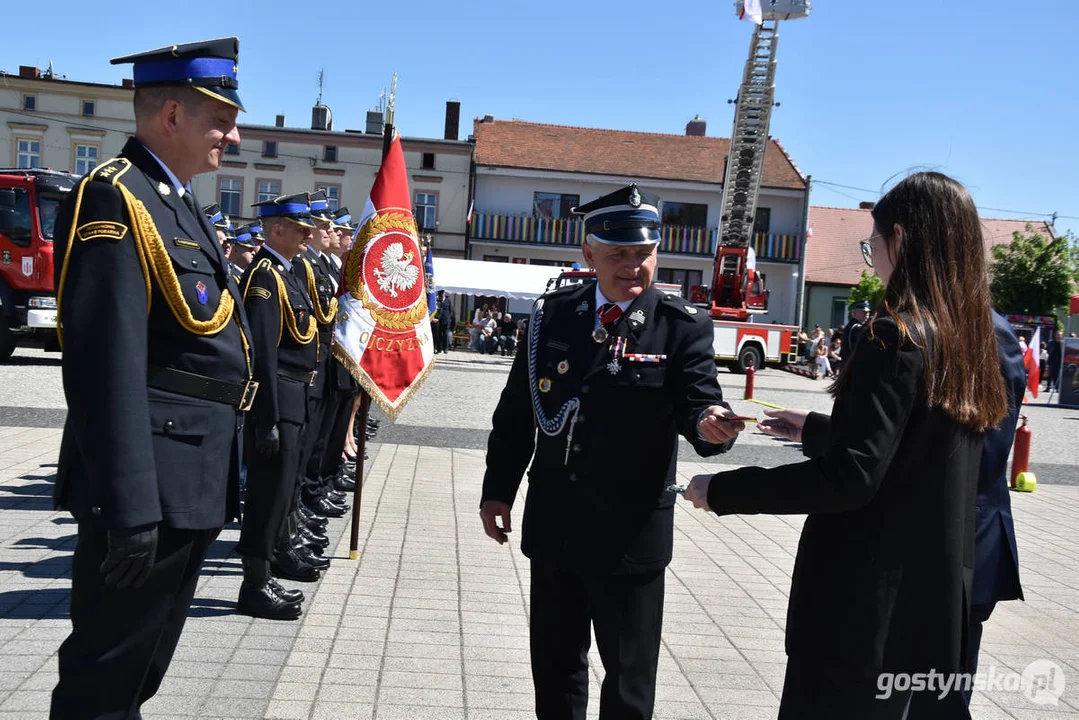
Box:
[740,0,763,24]
[1023,326,1040,400]
[334,134,433,418]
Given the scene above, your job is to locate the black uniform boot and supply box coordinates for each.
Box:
[237,557,302,620]
[271,545,321,582]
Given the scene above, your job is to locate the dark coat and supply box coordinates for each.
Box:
[293,247,336,400]
[841,316,865,359]
[241,247,318,430]
[973,312,1025,606]
[52,137,250,530]
[707,317,984,675]
[482,282,732,575]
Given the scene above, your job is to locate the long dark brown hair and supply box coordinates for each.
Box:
[833,172,1007,431]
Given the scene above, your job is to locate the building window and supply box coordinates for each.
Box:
[22,95,36,111]
[421,152,435,170]
[656,268,703,295]
[225,143,240,155]
[831,297,849,331]
[754,207,771,234]
[82,100,96,117]
[661,201,707,228]
[323,146,337,163]
[262,141,277,158]
[74,144,99,175]
[317,185,340,211]
[16,139,41,169]
[257,180,281,204]
[533,192,579,220]
[414,192,437,230]
[219,178,243,217]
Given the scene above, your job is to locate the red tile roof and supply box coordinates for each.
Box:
[472,118,807,190]
[805,206,1055,286]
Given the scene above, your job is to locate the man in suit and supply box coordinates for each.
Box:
[480,184,741,720]
[965,311,1025,704]
[50,38,255,718]
[235,193,322,618]
[1047,329,1063,391]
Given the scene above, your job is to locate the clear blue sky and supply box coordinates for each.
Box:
[5,0,1077,235]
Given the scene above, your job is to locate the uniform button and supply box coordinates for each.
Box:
[577,415,585,423]
[190,259,198,268]
[581,385,590,394]
[568,473,577,482]
[163,420,175,433]
[572,444,581,453]
[634,372,641,381]
[91,506,102,516]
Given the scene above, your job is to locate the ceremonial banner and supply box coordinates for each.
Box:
[334,133,433,418]
[424,245,437,320]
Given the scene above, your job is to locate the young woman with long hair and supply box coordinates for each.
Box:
[684,172,1008,719]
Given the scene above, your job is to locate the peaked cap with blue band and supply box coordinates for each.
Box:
[571,183,660,245]
[253,193,316,228]
[308,190,335,221]
[202,202,229,229]
[332,206,355,232]
[233,223,261,248]
[110,37,244,111]
[245,222,266,243]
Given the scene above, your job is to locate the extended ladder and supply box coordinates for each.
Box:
[717,19,779,249]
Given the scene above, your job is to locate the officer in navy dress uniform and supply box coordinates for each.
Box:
[49,38,255,718]
[293,191,350,520]
[229,222,261,284]
[480,185,742,720]
[203,201,233,247]
[235,193,321,620]
[841,300,871,360]
[316,206,360,493]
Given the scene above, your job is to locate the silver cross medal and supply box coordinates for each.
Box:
[606,358,621,375]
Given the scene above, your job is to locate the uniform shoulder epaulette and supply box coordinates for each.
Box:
[660,293,707,319]
[87,158,133,186]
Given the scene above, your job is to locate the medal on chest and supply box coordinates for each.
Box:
[607,336,626,375]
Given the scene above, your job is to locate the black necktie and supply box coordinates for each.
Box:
[180,190,200,220]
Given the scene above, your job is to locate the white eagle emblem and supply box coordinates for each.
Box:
[373,242,419,297]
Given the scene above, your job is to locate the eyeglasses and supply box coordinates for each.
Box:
[859,238,874,268]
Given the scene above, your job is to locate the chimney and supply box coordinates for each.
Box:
[444,100,461,141]
[19,65,40,79]
[686,115,706,137]
[482,113,494,123]
[859,201,876,210]
[275,114,286,128]
[311,105,332,131]
[366,110,384,134]
[121,78,135,89]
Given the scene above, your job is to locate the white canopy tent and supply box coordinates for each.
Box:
[432,257,568,300]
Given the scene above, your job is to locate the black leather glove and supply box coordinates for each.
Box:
[99,524,158,589]
[255,423,280,456]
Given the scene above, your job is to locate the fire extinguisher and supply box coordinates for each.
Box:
[1010,415,1031,489]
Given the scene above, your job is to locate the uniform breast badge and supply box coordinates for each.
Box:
[557,360,569,375]
[629,309,646,326]
[538,377,552,393]
[157,182,171,196]
[195,281,208,305]
[574,302,589,314]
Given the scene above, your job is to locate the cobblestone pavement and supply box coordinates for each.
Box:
[1,348,1077,719]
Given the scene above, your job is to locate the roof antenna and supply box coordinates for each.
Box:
[316,69,324,105]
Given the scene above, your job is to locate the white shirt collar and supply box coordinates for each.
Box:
[141,144,189,197]
[594,284,633,313]
[263,244,295,270]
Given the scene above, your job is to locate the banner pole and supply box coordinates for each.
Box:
[347,79,397,560]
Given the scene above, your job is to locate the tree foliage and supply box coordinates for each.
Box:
[989,225,1077,315]
[847,269,886,308]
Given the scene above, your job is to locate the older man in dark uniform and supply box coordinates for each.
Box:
[480,185,742,720]
[235,193,322,619]
[50,38,255,718]
[841,300,870,359]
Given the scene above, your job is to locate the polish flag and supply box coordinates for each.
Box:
[1023,326,1040,400]
[740,0,763,24]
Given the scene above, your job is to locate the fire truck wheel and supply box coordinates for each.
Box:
[735,344,762,374]
[0,324,15,362]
